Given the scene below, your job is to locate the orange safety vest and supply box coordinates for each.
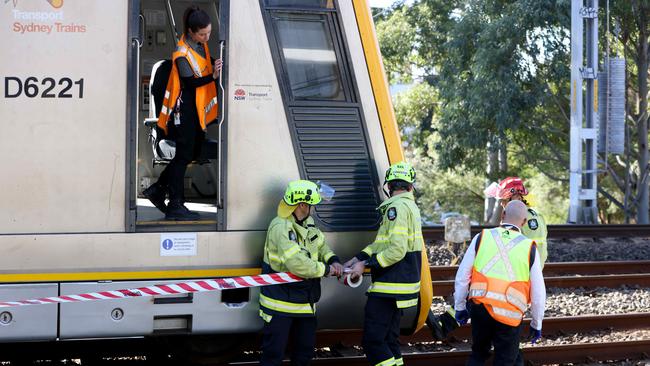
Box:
[468,228,534,326]
[157,35,218,134]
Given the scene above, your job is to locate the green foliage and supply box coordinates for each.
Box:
[393,83,438,147]
[376,7,417,84]
[409,152,485,224]
[424,0,571,172]
[521,173,568,224]
[376,0,649,223]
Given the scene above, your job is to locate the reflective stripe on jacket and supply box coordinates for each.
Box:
[359,192,423,308]
[469,227,534,326]
[522,207,547,268]
[157,35,218,134]
[260,215,337,318]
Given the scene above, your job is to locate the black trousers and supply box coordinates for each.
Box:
[362,296,403,366]
[467,302,523,366]
[157,107,204,202]
[260,315,317,366]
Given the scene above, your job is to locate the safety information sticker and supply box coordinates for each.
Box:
[160,233,197,256]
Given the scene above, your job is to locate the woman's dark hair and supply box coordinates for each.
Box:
[183,6,211,35]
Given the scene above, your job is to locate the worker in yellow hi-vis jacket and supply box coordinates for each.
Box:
[259,180,343,366]
[344,161,424,366]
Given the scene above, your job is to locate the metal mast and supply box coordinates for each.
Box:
[569,0,599,224]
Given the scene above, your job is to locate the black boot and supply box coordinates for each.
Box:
[438,308,460,337]
[143,182,168,214]
[426,308,460,341]
[165,200,200,221]
[426,310,446,340]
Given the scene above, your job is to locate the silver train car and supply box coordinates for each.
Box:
[0,0,428,349]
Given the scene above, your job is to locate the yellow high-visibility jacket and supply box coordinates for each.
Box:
[259,215,338,320]
[522,207,547,268]
[356,191,423,309]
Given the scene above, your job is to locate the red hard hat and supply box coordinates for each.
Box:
[496,177,528,200]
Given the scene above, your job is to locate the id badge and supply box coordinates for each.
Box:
[174,113,180,126]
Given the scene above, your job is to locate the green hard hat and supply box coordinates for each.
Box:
[283,180,322,206]
[385,161,416,183]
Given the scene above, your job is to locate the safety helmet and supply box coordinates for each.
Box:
[277,180,322,218]
[496,177,529,200]
[385,161,416,184]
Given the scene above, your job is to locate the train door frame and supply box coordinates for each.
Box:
[125,0,230,233]
[126,0,141,232]
[214,0,229,231]
[259,0,383,232]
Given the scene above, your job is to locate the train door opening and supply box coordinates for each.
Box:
[134,0,227,231]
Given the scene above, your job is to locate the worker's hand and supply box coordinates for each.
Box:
[329,262,344,278]
[529,327,542,345]
[349,260,365,280]
[213,59,223,78]
[454,309,469,326]
[343,257,359,269]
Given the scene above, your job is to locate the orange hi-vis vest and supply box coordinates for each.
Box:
[468,227,534,326]
[157,35,218,135]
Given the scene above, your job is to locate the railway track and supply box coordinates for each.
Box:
[431,269,650,296]
[430,260,650,279]
[233,313,650,365]
[422,224,650,241]
[230,340,650,366]
[429,260,650,296]
[311,313,650,346]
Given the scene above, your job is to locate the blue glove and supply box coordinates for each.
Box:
[529,327,542,344]
[454,309,469,326]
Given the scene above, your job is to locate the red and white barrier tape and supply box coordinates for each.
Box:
[0,272,303,308]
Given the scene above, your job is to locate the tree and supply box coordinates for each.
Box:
[375,6,418,84]
[375,0,649,223]
[408,0,573,222]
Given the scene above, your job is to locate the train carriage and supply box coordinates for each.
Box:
[0,0,430,350]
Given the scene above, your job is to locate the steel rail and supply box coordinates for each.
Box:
[399,341,650,366]
[230,340,650,366]
[431,273,650,296]
[311,312,650,346]
[422,224,650,241]
[429,260,650,280]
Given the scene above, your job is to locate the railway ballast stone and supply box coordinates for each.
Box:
[430,286,650,317]
[427,236,650,265]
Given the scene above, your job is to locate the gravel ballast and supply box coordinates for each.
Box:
[427,236,650,266]
[430,286,650,317]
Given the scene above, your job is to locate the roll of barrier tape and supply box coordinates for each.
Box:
[340,272,363,288]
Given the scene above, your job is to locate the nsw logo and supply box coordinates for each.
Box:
[234,88,246,101]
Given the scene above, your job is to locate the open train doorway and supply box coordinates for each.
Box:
[134,0,227,231]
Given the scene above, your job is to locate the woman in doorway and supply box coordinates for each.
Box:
[144,5,221,220]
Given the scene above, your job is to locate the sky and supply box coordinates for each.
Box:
[368,0,399,8]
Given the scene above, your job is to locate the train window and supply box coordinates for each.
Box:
[272,13,345,101]
[262,3,383,230]
[265,0,335,9]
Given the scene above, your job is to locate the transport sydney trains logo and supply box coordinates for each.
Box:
[5,0,63,8]
[9,0,86,35]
